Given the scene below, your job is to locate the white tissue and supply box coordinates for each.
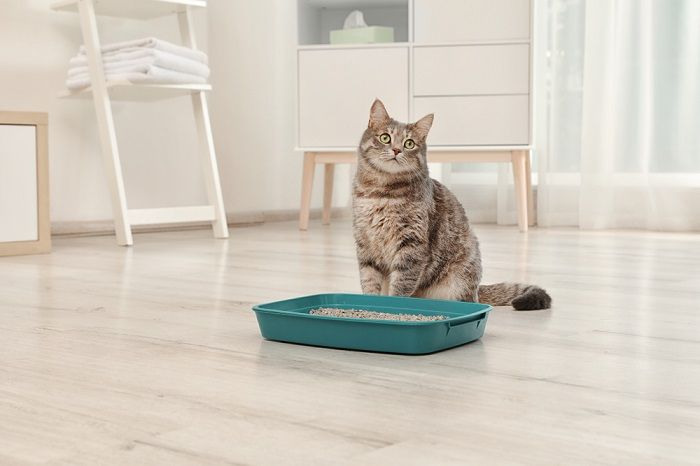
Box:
[343,10,368,29]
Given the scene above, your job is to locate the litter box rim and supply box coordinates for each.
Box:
[253,293,492,327]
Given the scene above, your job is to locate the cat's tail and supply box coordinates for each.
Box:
[477,282,552,310]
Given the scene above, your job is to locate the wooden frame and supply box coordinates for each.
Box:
[298,150,535,232]
[0,111,51,256]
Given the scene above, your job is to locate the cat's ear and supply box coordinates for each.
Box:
[368,99,390,129]
[413,113,434,139]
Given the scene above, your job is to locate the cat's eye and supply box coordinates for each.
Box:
[404,139,416,149]
[379,133,391,144]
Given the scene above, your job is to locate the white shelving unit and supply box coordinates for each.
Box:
[52,0,228,246]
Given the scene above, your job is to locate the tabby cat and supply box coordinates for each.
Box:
[352,99,551,310]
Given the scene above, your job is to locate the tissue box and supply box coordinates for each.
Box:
[330,26,394,45]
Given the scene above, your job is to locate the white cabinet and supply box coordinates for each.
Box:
[295,0,535,231]
[296,1,531,149]
[414,0,530,43]
[0,112,50,256]
[298,47,409,148]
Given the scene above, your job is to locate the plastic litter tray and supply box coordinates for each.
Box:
[252,293,491,355]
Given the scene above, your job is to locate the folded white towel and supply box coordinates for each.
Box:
[78,37,208,64]
[65,65,207,90]
[67,49,210,79]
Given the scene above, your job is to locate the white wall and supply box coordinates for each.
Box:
[207,0,352,216]
[0,0,346,229]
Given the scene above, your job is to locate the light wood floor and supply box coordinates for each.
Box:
[1,220,699,465]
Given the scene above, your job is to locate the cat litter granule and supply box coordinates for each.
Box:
[309,307,447,322]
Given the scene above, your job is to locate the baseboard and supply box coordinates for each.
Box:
[51,207,352,238]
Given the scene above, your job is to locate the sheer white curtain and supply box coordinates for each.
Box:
[537,0,700,230]
[450,0,700,231]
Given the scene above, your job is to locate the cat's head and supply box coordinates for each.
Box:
[358,99,433,176]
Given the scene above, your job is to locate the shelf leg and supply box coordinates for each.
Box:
[525,149,535,226]
[511,150,529,233]
[191,92,229,238]
[322,163,334,225]
[77,0,132,246]
[178,7,229,239]
[299,152,316,231]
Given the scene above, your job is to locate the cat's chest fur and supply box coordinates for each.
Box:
[353,195,426,268]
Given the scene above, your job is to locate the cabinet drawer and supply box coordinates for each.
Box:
[413,44,529,96]
[414,0,530,43]
[298,47,408,148]
[414,96,529,146]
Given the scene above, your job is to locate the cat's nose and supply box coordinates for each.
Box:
[392,148,401,156]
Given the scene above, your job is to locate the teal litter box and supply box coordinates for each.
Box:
[252,293,491,355]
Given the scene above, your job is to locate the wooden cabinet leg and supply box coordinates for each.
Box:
[511,150,528,232]
[322,163,335,225]
[299,152,316,230]
[525,150,535,226]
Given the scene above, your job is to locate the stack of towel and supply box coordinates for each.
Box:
[65,37,210,90]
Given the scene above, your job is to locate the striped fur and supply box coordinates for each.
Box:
[352,99,551,310]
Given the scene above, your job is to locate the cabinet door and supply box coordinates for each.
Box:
[414,0,530,43]
[298,47,409,148]
[0,125,38,243]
